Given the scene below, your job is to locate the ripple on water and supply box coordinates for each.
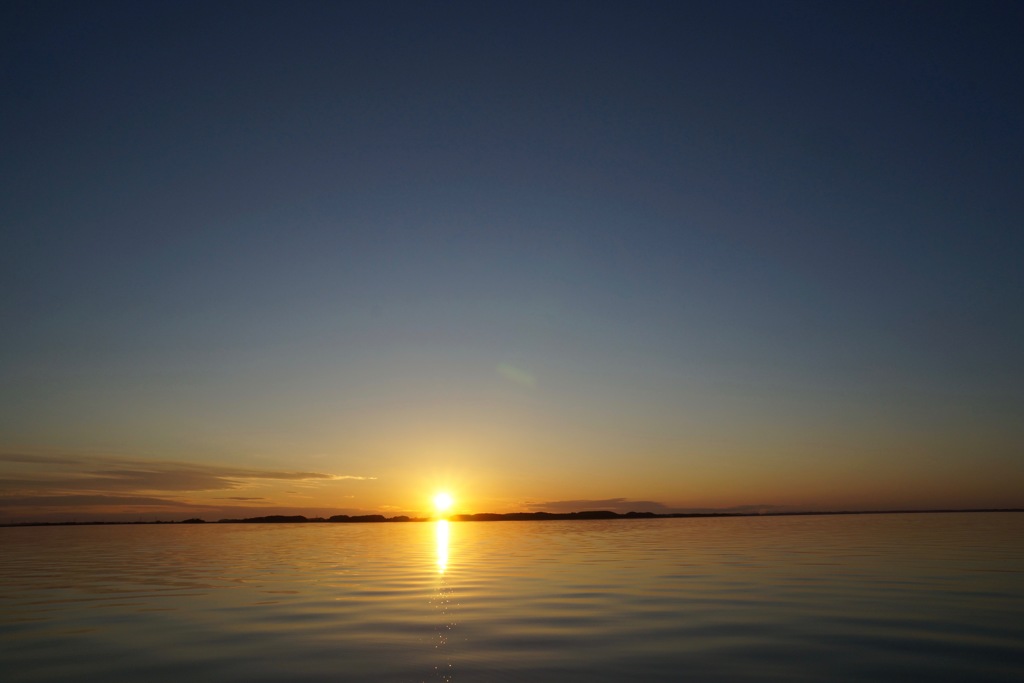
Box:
[2,514,1023,682]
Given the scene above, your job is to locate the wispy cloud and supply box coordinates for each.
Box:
[523,498,791,515]
[525,498,676,514]
[0,495,202,508]
[0,452,376,522]
[0,453,371,496]
[0,453,84,465]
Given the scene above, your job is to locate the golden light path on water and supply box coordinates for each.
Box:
[432,519,455,680]
[436,520,449,575]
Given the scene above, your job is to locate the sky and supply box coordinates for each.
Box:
[2,0,1023,522]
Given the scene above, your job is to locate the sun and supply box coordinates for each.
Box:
[433,492,454,515]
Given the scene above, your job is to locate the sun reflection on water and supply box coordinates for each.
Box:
[431,519,455,681]
[436,520,449,575]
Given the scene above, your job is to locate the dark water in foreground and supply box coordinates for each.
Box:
[2,513,1022,682]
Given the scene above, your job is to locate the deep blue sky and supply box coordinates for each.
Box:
[2,1,1022,520]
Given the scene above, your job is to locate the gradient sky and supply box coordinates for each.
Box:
[2,1,1022,522]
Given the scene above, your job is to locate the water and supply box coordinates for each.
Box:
[2,513,1022,682]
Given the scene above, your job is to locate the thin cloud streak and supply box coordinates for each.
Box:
[0,453,85,465]
[525,498,676,514]
[525,498,793,515]
[0,495,202,508]
[0,452,375,522]
[0,453,370,494]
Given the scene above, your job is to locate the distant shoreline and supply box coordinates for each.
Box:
[2,508,1022,527]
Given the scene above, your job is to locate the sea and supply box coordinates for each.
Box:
[1,512,1022,682]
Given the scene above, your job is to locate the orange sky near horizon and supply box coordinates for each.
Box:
[2,429,1021,524]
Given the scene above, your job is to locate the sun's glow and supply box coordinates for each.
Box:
[433,492,454,514]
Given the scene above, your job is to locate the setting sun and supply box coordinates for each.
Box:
[433,492,454,514]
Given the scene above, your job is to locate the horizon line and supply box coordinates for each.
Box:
[3,507,1023,527]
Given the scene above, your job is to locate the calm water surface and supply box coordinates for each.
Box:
[2,513,1023,682]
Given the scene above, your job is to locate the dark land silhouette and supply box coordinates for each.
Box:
[3,508,1021,527]
[212,509,1024,523]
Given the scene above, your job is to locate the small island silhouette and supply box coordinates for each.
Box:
[4,508,1021,527]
